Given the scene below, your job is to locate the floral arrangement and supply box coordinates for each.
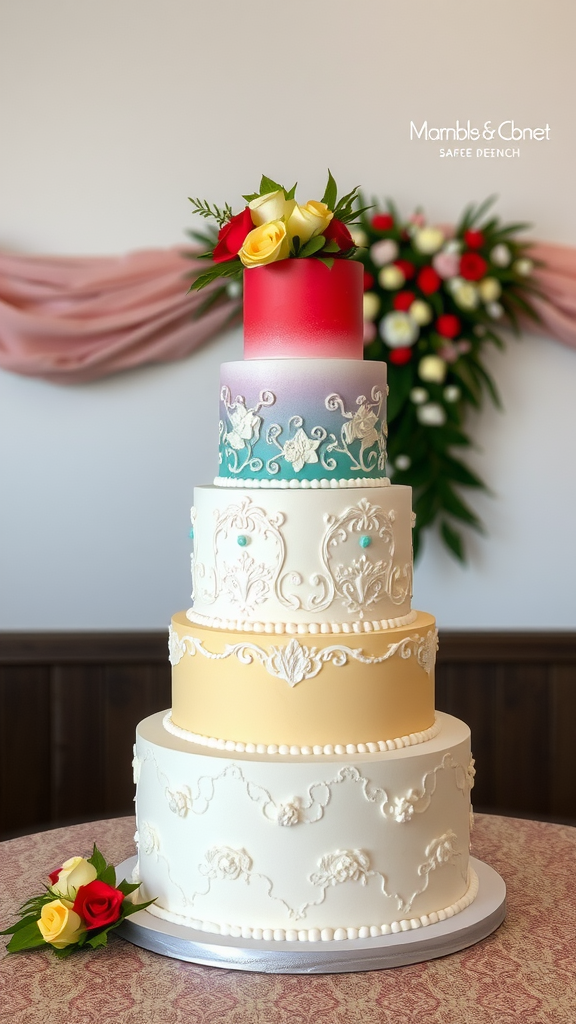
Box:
[357,197,540,560]
[188,171,365,295]
[1,845,153,958]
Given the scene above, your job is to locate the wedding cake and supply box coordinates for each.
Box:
[132,255,478,944]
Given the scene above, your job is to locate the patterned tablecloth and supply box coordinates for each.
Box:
[1,814,575,1024]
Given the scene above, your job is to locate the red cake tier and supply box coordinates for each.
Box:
[243,258,364,359]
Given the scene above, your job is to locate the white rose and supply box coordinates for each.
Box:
[490,243,511,267]
[51,856,97,899]
[417,402,447,426]
[363,292,380,321]
[487,301,504,319]
[410,387,429,405]
[418,355,447,384]
[350,227,368,247]
[395,454,411,470]
[414,226,444,254]
[249,190,295,226]
[378,264,405,289]
[513,258,534,276]
[478,277,502,302]
[444,385,461,403]
[369,239,398,266]
[409,300,433,326]
[453,281,479,310]
[380,311,419,348]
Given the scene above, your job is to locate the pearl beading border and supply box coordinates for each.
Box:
[185,608,418,635]
[143,865,478,942]
[162,710,441,757]
[213,476,390,490]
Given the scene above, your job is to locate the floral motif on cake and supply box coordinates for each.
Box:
[166,785,192,818]
[319,497,412,617]
[310,849,372,888]
[138,822,160,858]
[220,551,275,614]
[219,387,276,474]
[202,846,252,882]
[276,801,301,827]
[326,387,387,472]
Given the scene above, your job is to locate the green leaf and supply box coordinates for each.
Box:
[5,920,45,953]
[259,175,284,196]
[322,239,340,254]
[441,454,486,489]
[116,880,142,897]
[317,257,335,269]
[120,898,157,918]
[386,364,415,422]
[285,181,297,201]
[298,235,326,258]
[321,169,338,211]
[88,844,107,877]
[99,865,116,887]
[86,930,110,949]
[437,481,483,530]
[241,192,259,203]
[440,520,466,562]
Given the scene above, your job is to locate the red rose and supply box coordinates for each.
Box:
[393,290,416,312]
[324,218,354,252]
[460,252,488,281]
[48,867,62,885]
[417,266,441,294]
[436,314,461,339]
[213,207,253,264]
[389,347,413,365]
[371,213,394,231]
[464,229,485,249]
[363,271,374,290]
[73,880,124,930]
[395,259,416,280]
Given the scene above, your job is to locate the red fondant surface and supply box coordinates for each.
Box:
[2,814,575,1022]
[243,259,363,359]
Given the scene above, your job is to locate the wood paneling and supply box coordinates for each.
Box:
[1,631,575,837]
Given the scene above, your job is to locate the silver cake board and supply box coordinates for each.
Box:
[116,857,506,974]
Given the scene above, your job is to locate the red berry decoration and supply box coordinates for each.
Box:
[389,347,413,365]
[371,213,394,231]
[460,252,488,281]
[464,229,485,249]
[324,218,354,253]
[436,314,461,339]
[417,266,441,295]
[363,271,374,290]
[393,291,416,312]
[395,259,416,280]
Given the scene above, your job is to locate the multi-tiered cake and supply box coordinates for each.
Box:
[133,258,477,943]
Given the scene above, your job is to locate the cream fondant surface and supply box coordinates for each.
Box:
[135,712,474,939]
[170,610,437,749]
[190,485,413,625]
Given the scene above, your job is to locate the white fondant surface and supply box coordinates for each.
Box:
[135,712,473,938]
[191,485,413,625]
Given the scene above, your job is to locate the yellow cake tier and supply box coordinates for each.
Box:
[169,610,437,750]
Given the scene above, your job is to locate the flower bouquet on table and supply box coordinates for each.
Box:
[357,196,541,560]
[187,170,366,313]
[1,845,154,958]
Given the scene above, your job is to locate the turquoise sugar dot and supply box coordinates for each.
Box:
[359,535,372,548]
[189,528,194,539]
[237,534,249,547]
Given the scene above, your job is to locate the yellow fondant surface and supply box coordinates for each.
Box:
[170,610,436,747]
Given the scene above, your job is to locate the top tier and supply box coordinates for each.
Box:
[243,259,364,360]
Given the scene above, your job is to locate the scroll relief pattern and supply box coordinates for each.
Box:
[168,624,438,687]
[192,494,412,618]
[135,749,473,832]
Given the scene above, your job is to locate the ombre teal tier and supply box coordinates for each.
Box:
[217,359,388,486]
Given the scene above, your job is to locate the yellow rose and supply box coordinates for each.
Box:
[38,899,86,949]
[239,221,290,268]
[286,201,333,244]
[378,265,405,289]
[409,300,433,326]
[418,355,448,384]
[51,856,97,899]
[362,292,380,321]
[478,277,502,302]
[249,190,295,226]
[414,226,445,254]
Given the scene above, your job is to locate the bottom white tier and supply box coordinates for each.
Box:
[134,711,475,940]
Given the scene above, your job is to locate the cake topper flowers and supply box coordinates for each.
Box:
[188,171,367,291]
[1,844,154,959]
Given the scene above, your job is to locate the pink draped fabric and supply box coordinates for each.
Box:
[0,241,573,385]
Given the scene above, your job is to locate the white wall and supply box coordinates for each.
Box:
[1,0,575,630]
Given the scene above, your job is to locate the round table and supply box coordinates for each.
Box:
[1,814,575,1023]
